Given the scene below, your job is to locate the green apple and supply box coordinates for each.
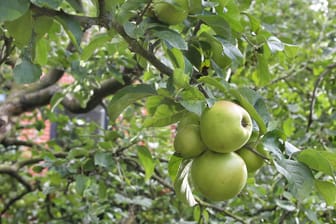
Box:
[237,143,266,173]
[191,150,247,201]
[174,124,206,158]
[200,100,253,153]
[153,0,189,25]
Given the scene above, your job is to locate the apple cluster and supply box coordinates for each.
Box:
[174,100,266,201]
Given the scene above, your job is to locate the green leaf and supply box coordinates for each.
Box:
[13,58,42,84]
[168,155,183,182]
[174,160,197,207]
[256,53,272,86]
[67,148,89,159]
[262,130,285,160]
[115,0,146,24]
[173,68,189,89]
[108,84,156,122]
[33,16,54,39]
[178,87,206,116]
[220,0,243,33]
[297,149,334,176]
[283,118,295,137]
[167,48,185,71]
[4,10,33,46]
[0,0,30,22]
[315,180,336,206]
[153,29,188,50]
[34,38,50,65]
[94,152,114,168]
[55,14,83,50]
[267,36,284,53]
[216,37,243,64]
[197,15,232,38]
[75,175,90,195]
[81,33,112,60]
[274,159,314,201]
[137,146,155,181]
[144,103,185,127]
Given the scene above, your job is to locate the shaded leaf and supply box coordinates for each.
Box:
[144,103,184,127]
[197,15,232,38]
[256,53,271,85]
[153,29,188,50]
[274,159,314,201]
[108,84,156,122]
[75,175,89,195]
[217,38,243,64]
[81,33,112,60]
[168,155,183,182]
[297,149,334,176]
[178,87,206,116]
[262,130,285,160]
[315,180,336,206]
[56,14,83,50]
[13,58,42,84]
[94,152,114,168]
[0,0,30,22]
[5,10,33,46]
[137,146,155,181]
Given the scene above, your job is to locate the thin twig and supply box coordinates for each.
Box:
[0,190,31,217]
[195,197,248,224]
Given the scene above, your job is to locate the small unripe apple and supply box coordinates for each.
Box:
[237,144,267,173]
[200,100,252,153]
[191,150,247,201]
[153,0,189,25]
[174,124,207,158]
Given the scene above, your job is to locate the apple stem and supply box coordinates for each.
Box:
[245,145,270,162]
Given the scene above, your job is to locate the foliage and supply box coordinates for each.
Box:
[0,0,335,223]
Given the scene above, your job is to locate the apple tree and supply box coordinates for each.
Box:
[0,0,335,223]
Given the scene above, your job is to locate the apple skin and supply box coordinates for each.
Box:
[200,101,252,153]
[174,124,207,158]
[153,0,189,25]
[191,150,247,201]
[237,144,266,173]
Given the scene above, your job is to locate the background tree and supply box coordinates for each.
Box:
[0,0,335,223]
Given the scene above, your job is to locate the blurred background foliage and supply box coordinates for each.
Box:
[0,0,335,223]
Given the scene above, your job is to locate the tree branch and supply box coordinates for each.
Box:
[195,197,248,224]
[0,190,31,218]
[0,166,33,191]
[307,62,336,130]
